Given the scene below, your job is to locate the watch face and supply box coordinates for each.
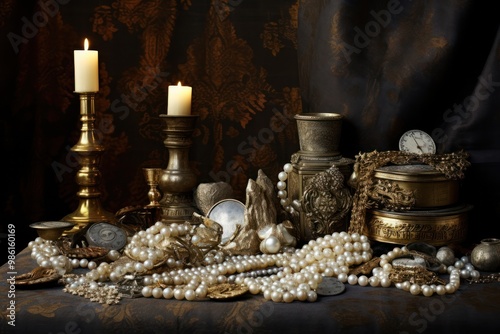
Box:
[399,130,436,154]
[86,222,128,250]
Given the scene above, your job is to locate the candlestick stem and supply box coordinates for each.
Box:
[62,92,115,232]
[159,114,199,223]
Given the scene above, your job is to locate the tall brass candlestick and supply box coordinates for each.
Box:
[159,114,199,223]
[62,92,115,232]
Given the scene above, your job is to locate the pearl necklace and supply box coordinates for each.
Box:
[28,237,120,275]
[140,231,373,302]
[340,247,480,297]
[29,222,477,303]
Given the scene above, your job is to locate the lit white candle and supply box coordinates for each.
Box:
[167,82,192,115]
[74,38,99,92]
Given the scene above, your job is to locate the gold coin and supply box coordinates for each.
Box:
[206,283,249,300]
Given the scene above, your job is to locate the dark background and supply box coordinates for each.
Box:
[1,0,499,263]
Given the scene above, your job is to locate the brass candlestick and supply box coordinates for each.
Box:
[159,114,199,223]
[62,92,115,233]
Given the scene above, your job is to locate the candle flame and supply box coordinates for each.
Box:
[84,38,89,51]
[177,81,182,86]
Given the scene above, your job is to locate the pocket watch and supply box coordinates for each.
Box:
[399,129,436,154]
[86,222,128,250]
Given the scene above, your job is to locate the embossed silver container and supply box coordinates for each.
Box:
[471,238,500,272]
[295,113,343,156]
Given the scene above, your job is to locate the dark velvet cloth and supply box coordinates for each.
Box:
[1,248,500,334]
[297,0,500,243]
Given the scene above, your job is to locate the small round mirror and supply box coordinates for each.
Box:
[207,199,245,243]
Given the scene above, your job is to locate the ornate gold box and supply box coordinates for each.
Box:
[372,164,460,208]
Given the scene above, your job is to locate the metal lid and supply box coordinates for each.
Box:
[374,164,448,182]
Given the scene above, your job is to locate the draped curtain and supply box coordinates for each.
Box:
[298,0,500,243]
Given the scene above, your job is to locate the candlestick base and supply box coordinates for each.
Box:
[159,115,199,224]
[62,199,116,232]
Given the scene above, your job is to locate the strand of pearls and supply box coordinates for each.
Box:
[339,245,480,297]
[140,231,372,302]
[29,237,121,278]
[29,223,476,302]
[276,163,296,214]
[61,221,226,291]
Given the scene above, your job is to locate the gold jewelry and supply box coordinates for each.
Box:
[467,273,500,284]
[389,266,445,285]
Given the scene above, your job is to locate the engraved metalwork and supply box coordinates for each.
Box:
[366,179,415,211]
[295,113,343,155]
[301,166,352,239]
[373,164,460,209]
[470,238,500,272]
[366,205,471,246]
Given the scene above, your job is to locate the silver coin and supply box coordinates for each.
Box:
[316,277,345,296]
[392,257,426,268]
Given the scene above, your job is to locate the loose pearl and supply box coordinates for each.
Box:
[174,288,185,300]
[152,287,163,298]
[357,275,368,286]
[108,250,120,261]
[347,274,358,285]
[410,284,421,295]
[142,286,153,298]
[278,171,288,181]
[283,292,294,303]
[271,291,283,302]
[380,277,392,288]
[445,284,456,294]
[422,285,433,297]
[263,289,272,301]
[435,285,446,295]
[195,286,207,299]
[185,289,196,301]
[306,291,317,302]
[368,276,380,287]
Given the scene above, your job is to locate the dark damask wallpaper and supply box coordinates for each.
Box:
[1,0,499,258]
